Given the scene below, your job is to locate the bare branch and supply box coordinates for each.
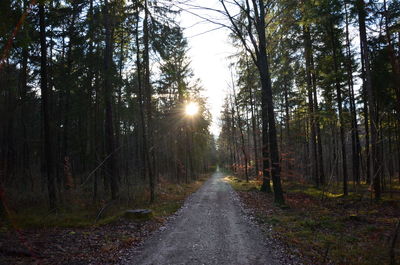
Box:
[244,0,260,58]
[220,0,258,66]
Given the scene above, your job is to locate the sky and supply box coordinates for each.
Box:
[177,1,236,136]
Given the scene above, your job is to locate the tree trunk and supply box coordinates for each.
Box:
[357,0,380,199]
[310,48,325,186]
[62,3,78,192]
[143,0,155,202]
[345,3,361,185]
[303,25,319,187]
[39,2,57,209]
[231,90,249,182]
[257,0,284,204]
[330,18,349,196]
[19,41,32,190]
[135,8,147,182]
[103,0,119,200]
[249,82,260,177]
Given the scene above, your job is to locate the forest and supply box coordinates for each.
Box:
[0,0,217,207]
[0,0,400,264]
[216,0,400,263]
[218,0,400,202]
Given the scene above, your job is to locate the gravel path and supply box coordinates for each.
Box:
[123,171,280,265]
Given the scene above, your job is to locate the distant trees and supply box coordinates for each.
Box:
[0,0,216,209]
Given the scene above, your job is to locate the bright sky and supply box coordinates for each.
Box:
[178,1,236,136]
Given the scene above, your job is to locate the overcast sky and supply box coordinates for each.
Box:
[177,1,237,136]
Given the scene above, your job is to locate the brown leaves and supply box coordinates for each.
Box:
[0,219,164,265]
[233,183,400,265]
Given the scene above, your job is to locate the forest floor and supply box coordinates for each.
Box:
[225,175,400,265]
[0,175,209,264]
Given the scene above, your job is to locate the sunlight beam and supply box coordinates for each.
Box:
[185,102,199,116]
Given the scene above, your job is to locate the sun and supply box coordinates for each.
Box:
[185,102,199,116]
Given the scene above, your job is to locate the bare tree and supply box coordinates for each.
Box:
[218,0,285,204]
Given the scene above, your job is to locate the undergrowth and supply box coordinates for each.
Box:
[0,175,210,230]
[225,175,400,265]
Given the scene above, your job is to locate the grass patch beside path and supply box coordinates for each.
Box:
[225,175,400,265]
[223,176,261,191]
[1,175,210,230]
[0,175,210,264]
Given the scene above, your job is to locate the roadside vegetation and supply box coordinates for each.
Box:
[0,175,210,264]
[225,175,400,265]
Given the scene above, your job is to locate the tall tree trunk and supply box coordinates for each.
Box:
[310,49,325,186]
[135,8,147,182]
[283,77,292,172]
[143,0,155,202]
[230,110,238,173]
[249,82,260,177]
[357,0,380,199]
[345,3,361,185]
[39,2,56,209]
[303,25,319,187]
[103,0,119,200]
[231,89,249,182]
[62,3,78,192]
[330,19,349,196]
[19,41,32,190]
[257,0,284,204]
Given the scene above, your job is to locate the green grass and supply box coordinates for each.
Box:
[226,176,400,265]
[223,176,261,191]
[0,176,210,230]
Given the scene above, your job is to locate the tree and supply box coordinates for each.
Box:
[39,1,57,209]
[356,0,380,199]
[220,0,285,204]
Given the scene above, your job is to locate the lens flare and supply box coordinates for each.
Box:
[185,102,199,116]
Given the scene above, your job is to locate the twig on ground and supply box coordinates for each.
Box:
[95,200,115,223]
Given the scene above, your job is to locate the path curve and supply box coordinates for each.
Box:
[123,171,280,265]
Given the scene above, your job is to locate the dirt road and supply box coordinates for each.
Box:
[123,171,280,265]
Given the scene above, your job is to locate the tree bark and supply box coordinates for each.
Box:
[345,3,361,185]
[356,0,380,199]
[39,2,57,209]
[231,89,249,182]
[103,0,119,200]
[303,25,319,187]
[330,18,349,196]
[256,0,284,204]
[249,80,260,177]
[143,0,155,202]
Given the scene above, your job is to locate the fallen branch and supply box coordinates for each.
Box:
[79,146,122,188]
[95,200,115,223]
